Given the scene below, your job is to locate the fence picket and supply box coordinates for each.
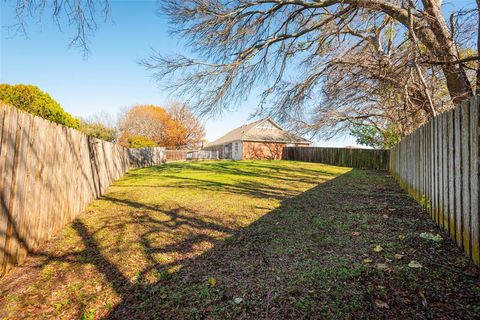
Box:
[0,106,18,274]
[447,110,456,240]
[470,97,479,264]
[3,112,27,273]
[461,102,471,256]
[0,106,12,273]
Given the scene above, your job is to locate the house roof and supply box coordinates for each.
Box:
[206,118,311,147]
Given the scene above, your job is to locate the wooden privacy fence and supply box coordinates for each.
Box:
[284,146,389,170]
[129,147,166,168]
[390,96,479,265]
[0,104,167,277]
[186,150,219,160]
[165,149,188,161]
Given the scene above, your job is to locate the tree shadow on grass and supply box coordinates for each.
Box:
[116,174,302,200]
[128,160,340,185]
[72,170,479,319]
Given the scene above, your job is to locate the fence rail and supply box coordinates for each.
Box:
[284,146,389,170]
[390,96,479,265]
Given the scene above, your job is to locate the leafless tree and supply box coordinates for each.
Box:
[143,0,479,138]
[168,102,206,149]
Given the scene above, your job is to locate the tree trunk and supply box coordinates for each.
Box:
[349,0,473,104]
[421,0,473,104]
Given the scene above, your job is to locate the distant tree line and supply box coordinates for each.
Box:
[0,84,205,149]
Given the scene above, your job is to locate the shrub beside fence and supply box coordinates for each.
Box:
[284,146,389,170]
[389,96,479,265]
[0,104,166,277]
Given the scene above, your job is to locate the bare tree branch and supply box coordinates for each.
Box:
[10,0,110,54]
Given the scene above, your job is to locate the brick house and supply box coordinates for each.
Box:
[204,118,311,160]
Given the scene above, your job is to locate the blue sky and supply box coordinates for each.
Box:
[0,0,475,146]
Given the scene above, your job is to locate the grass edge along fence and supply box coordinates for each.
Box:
[0,104,166,277]
[284,146,389,170]
[390,96,480,265]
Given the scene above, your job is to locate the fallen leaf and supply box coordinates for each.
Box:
[394,254,405,260]
[373,245,383,253]
[430,302,449,309]
[382,214,389,219]
[374,299,390,309]
[398,234,406,241]
[420,232,442,242]
[408,260,423,268]
[352,231,361,237]
[376,263,389,270]
[418,290,427,307]
[363,257,373,264]
[208,277,217,287]
[234,297,243,304]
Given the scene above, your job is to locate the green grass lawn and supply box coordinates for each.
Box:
[0,160,479,319]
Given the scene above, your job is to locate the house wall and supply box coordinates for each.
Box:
[206,141,309,160]
[242,141,286,160]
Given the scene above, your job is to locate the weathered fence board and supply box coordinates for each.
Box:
[462,102,471,256]
[447,111,455,240]
[165,149,188,161]
[471,99,480,263]
[283,146,389,170]
[454,107,463,247]
[129,147,166,168]
[0,103,168,277]
[0,106,17,274]
[390,96,480,265]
